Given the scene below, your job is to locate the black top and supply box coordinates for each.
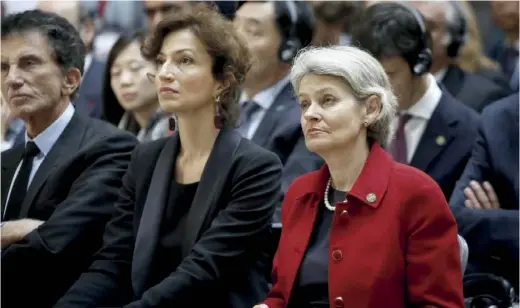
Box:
[147,180,199,288]
[288,187,347,308]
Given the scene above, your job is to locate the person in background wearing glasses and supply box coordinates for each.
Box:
[256,46,464,308]
[101,30,170,142]
[55,6,281,308]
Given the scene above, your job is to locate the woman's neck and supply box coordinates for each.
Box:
[132,101,159,129]
[176,105,219,160]
[322,137,370,192]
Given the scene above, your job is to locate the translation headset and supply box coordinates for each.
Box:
[446,1,467,58]
[276,0,301,63]
[397,3,433,76]
[236,1,314,64]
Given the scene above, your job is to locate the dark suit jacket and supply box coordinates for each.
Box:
[74,58,105,118]
[1,111,137,308]
[251,83,323,195]
[263,144,464,308]
[410,91,479,200]
[441,65,510,112]
[477,67,513,92]
[54,129,283,308]
[487,35,519,93]
[449,93,519,288]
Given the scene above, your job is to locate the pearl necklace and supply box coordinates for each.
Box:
[324,177,335,211]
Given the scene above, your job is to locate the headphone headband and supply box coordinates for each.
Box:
[396,2,432,76]
[446,1,467,58]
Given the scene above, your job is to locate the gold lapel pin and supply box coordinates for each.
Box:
[436,135,446,146]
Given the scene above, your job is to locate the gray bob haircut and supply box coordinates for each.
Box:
[290,45,398,149]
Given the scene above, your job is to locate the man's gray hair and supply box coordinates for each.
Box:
[290,45,398,149]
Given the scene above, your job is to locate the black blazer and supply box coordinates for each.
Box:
[54,129,283,308]
[441,65,510,112]
[449,93,519,288]
[477,67,513,92]
[410,91,480,200]
[1,111,137,308]
[251,83,323,195]
[74,58,105,118]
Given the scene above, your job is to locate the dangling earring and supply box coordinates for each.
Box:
[214,96,223,129]
[363,120,369,127]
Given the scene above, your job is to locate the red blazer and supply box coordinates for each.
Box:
[263,144,464,308]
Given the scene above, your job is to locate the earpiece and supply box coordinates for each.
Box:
[277,1,300,63]
[398,3,432,76]
[446,1,467,58]
[279,39,300,63]
[412,50,432,76]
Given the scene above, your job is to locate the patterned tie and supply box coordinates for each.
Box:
[237,100,261,137]
[390,114,412,164]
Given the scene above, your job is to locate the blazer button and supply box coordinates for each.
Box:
[332,249,343,262]
[340,209,349,217]
[334,296,344,308]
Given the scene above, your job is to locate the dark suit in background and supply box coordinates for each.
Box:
[441,64,511,112]
[250,83,323,196]
[410,91,480,200]
[74,58,105,118]
[449,93,519,289]
[487,34,519,92]
[477,67,514,92]
[1,111,137,307]
[55,129,282,308]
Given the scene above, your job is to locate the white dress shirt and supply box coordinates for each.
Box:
[84,53,93,75]
[434,67,448,82]
[238,75,291,140]
[4,104,75,215]
[401,74,442,163]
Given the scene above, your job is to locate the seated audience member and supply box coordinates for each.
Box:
[55,6,282,307]
[455,1,512,91]
[256,46,463,308]
[309,1,361,47]
[233,0,323,201]
[1,97,24,151]
[450,93,519,290]
[75,3,106,118]
[487,1,519,92]
[0,10,137,307]
[408,1,510,112]
[102,31,170,142]
[39,0,107,118]
[142,0,236,31]
[350,2,479,199]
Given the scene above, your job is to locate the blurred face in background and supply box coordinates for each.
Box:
[143,0,192,30]
[491,1,519,35]
[234,2,283,88]
[409,1,450,72]
[110,41,157,112]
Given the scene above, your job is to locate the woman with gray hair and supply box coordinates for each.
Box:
[255,46,464,308]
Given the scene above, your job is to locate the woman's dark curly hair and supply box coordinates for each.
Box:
[141,5,251,128]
